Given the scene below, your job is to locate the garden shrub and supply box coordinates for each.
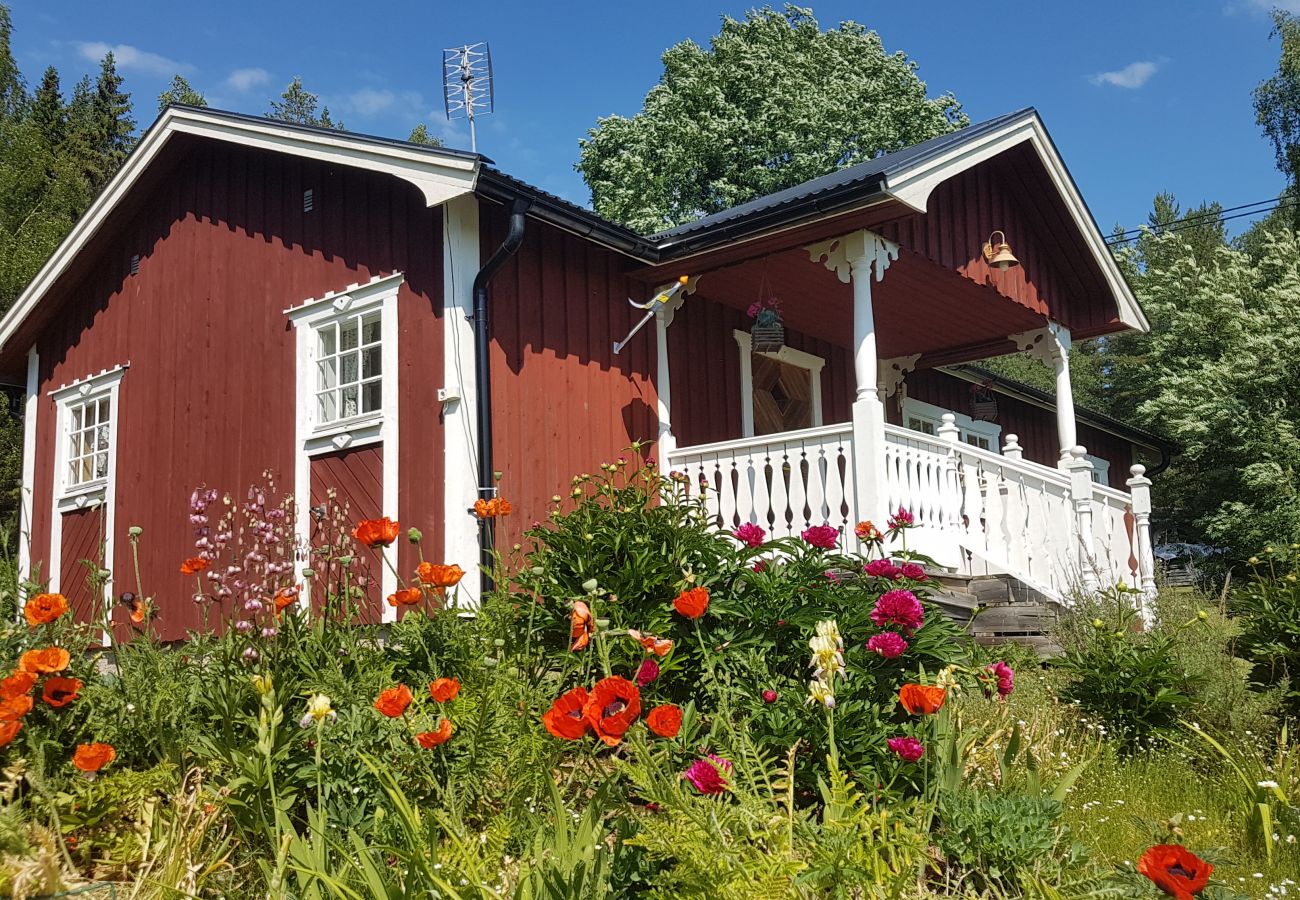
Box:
[935,789,1072,890]
[1233,545,1300,713]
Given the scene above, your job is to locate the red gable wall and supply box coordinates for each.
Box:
[28,138,444,640]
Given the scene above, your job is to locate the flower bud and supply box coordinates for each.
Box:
[581,578,599,593]
[128,525,143,537]
[762,690,778,704]
[407,527,423,543]
[302,567,316,578]
[1196,610,1209,621]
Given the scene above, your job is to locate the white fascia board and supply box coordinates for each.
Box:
[0,106,480,361]
[883,113,1149,335]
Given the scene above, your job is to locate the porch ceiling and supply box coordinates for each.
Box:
[685,243,1047,366]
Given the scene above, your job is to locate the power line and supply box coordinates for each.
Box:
[1104,196,1295,245]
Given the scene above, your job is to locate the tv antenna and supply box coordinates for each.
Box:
[442,43,494,153]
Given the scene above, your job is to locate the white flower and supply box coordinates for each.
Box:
[807,678,836,709]
[1259,780,1281,789]
[300,693,337,728]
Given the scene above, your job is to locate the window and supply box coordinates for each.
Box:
[50,364,127,505]
[733,330,824,438]
[314,309,382,426]
[901,397,1002,451]
[1086,453,1111,485]
[906,415,936,436]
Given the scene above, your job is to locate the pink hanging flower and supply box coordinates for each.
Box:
[635,657,660,688]
[801,525,839,550]
[871,589,925,634]
[867,631,908,659]
[733,523,766,547]
[899,562,927,581]
[986,660,1015,698]
[684,755,732,794]
[864,559,902,579]
[887,507,915,532]
[887,736,925,762]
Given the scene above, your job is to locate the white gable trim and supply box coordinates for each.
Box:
[0,106,479,359]
[881,112,1148,333]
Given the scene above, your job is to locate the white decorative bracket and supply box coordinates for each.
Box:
[1010,319,1071,365]
[878,354,921,399]
[652,274,700,329]
[807,230,899,284]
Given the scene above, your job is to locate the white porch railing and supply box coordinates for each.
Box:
[666,417,1153,606]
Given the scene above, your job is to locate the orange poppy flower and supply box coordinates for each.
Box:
[180,557,210,575]
[121,594,148,624]
[0,695,32,721]
[898,684,947,715]
[672,586,709,620]
[570,600,594,652]
[353,517,400,549]
[72,742,116,773]
[473,498,513,519]
[42,676,82,709]
[0,719,20,748]
[24,593,68,627]
[374,684,413,718]
[542,686,590,740]
[18,647,70,675]
[274,586,300,615]
[387,587,423,608]
[646,704,682,739]
[417,562,465,594]
[415,718,454,748]
[429,677,460,703]
[0,671,36,701]
[627,629,674,657]
[1137,844,1212,900]
[583,676,641,747]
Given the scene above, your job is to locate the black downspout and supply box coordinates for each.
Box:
[472,196,529,595]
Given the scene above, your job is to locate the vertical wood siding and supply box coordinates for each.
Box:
[483,205,658,551]
[28,138,443,640]
[310,445,384,620]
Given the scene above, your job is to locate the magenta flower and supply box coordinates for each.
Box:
[684,755,732,794]
[871,589,925,634]
[734,523,766,547]
[867,631,908,659]
[887,507,915,531]
[801,525,839,550]
[752,559,768,573]
[864,559,902,579]
[635,657,660,688]
[887,736,925,762]
[899,562,927,581]
[986,660,1015,698]
[762,689,778,704]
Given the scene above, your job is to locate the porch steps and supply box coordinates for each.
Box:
[925,570,1064,657]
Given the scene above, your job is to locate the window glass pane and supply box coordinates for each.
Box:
[340,352,359,385]
[70,405,82,432]
[341,385,359,418]
[98,398,110,423]
[318,324,336,357]
[80,457,93,484]
[83,401,97,427]
[317,359,337,390]
[96,424,110,451]
[362,346,381,379]
[94,452,108,479]
[340,318,359,352]
[68,430,82,462]
[362,380,382,414]
[317,391,338,423]
[361,313,381,345]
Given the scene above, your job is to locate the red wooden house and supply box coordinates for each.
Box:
[0,106,1163,638]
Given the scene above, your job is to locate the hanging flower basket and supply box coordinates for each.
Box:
[969,383,999,422]
[748,295,785,352]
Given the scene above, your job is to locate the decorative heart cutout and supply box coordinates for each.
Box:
[78,383,91,396]
[332,433,352,450]
[74,495,88,509]
[332,295,352,312]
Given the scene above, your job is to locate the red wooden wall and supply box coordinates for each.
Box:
[483,203,659,551]
[27,137,443,640]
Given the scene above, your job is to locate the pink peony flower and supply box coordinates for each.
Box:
[801,525,839,550]
[734,523,766,547]
[684,755,732,794]
[887,736,925,762]
[887,507,915,531]
[899,562,927,581]
[635,658,660,687]
[867,631,908,659]
[871,589,925,634]
[752,559,768,573]
[864,559,902,579]
[762,689,778,704]
[986,660,1015,698]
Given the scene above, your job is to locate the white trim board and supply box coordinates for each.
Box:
[0,106,479,360]
[733,329,825,438]
[17,345,38,600]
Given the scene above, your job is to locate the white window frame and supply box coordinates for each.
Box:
[901,397,1002,452]
[733,329,824,438]
[50,364,127,511]
[1085,453,1111,485]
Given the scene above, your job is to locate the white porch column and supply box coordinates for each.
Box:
[1065,445,1100,594]
[17,344,37,603]
[809,230,898,528]
[1126,463,1158,603]
[652,279,694,460]
[1011,321,1076,460]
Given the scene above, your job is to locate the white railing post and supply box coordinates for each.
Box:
[808,230,898,530]
[1065,445,1099,594]
[1127,463,1158,603]
[1002,433,1023,460]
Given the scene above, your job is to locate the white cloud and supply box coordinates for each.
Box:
[338,87,426,120]
[1089,60,1160,89]
[1232,0,1300,13]
[76,41,190,76]
[225,67,271,93]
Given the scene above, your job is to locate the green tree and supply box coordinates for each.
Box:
[269,77,343,130]
[0,4,24,120]
[576,4,965,233]
[1255,10,1300,200]
[157,74,206,112]
[406,123,442,146]
[91,52,135,181]
[30,66,64,147]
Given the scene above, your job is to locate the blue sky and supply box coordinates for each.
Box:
[9,0,1289,235]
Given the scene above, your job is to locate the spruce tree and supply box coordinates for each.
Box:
[0,4,24,120]
[92,52,135,179]
[269,77,344,130]
[157,74,206,112]
[30,66,63,147]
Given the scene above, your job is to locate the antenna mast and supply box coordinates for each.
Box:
[442,43,494,153]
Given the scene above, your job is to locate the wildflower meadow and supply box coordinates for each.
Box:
[0,452,1294,898]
